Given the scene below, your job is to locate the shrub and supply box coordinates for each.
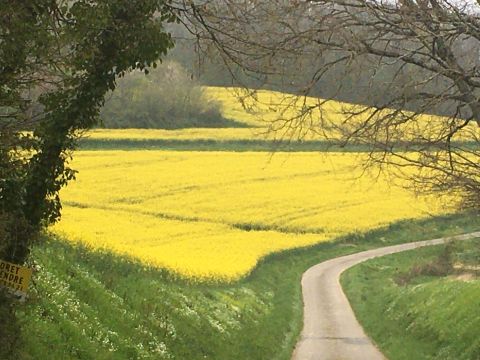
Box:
[100,61,242,129]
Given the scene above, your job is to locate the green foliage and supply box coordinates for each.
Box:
[1,2,179,348]
[9,213,480,359]
[342,238,480,360]
[77,138,372,152]
[101,61,241,129]
[0,290,19,359]
[0,0,178,263]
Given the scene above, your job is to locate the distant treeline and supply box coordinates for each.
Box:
[102,17,478,129]
[169,23,476,120]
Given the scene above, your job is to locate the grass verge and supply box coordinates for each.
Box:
[78,138,480,152]
[342,235,480,360]
[77,138,370,152]
[5,212,480,360]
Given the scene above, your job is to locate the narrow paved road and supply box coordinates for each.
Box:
[291,231,480,360]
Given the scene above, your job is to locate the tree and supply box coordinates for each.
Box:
[178,0,480,209]
[100,60,228,129]
[1,0,177,265]
[0,2,180,355]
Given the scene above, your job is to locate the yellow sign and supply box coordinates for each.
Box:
[0,259,32,300]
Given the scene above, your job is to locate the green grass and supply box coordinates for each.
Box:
[5,212,480,360]
[342,236,480,360]
[77,138,371,152]
[78,138,480,152]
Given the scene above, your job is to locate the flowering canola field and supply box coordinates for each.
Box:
[86,128,262,141]
[88,87,479,142]
[52,150,447,281]
[207,86,480,142]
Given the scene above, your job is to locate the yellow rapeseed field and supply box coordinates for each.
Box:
[212,85,480,141]
[52,150,447,280]
[86,128,267,142]
[203,86,338,129]
[52,87,470,280]
[88,87,479,142]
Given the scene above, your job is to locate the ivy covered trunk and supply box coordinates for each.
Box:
[0,2,177,358]
[0,0,177,266]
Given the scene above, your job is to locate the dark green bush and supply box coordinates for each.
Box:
[100,61,243,129]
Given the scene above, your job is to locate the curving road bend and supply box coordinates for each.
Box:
[291,231,480,360]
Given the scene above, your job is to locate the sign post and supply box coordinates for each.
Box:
[0,259,33,301]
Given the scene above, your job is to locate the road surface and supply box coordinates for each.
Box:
[291,231,480,360]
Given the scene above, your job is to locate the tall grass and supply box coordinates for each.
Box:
[342,237,480,360]
[9,212,480,360]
